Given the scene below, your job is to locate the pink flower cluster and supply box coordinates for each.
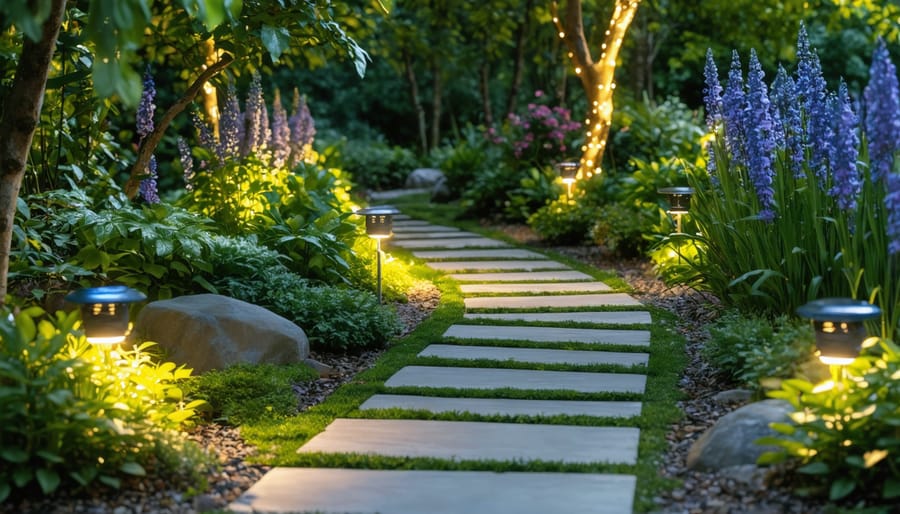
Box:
[488,90,582,163]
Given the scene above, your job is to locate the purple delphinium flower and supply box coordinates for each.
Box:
[886,173,900,255]
[241,73,264,157]
[136,70,156,140]
[192,112,221,166]
[703,48,723,132]
[288,88,316,168]
[139,155,160,204]
[219,81,242,160]
[178,137,195,191]
[744,50,777,222]
[795,24,833,184]
[270,88,290,168]
[828,82,861,212]
[771,65,805,178]
[722,50,748,170]
[863,38,900,183]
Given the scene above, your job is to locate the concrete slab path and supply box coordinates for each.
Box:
[443,324,651,346]
[230,468,636,514]
[384,365,646,393]
[231,209,653,514]
[419,343,649,366]
[359,394,643,418]
[296,418,640,464]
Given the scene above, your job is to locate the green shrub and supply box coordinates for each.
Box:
[431,128,496,200]
[527,198,593,245]
[590,202,656,257]
[326,138,419,191]
[215,266,401,353]
[704,310,817,389]
[185,363,318,425]
[504,166,559,222]
[0,307,210,501]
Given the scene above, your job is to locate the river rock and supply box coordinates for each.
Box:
[405,167,445,188]
[686,399,793,471]
[132,294,309,373]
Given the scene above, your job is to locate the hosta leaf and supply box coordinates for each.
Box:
[13,468,32,487]
[1,448,28,463]
[166,409,195,423]
[798,462,829,475]
[36,450,64,464]
[119,461,145,476]
[35,468,60,494]
[99,475,121,488]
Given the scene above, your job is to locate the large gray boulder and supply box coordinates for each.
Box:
[686,399,793,471]
[405,168,445,189]
[132,294,309,373]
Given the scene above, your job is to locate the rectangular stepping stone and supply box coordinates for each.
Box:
[392,219,431,227]
[385,366,646,394]
[419,344,648,366]
[390,237,510,249]
[465,311,652,325]
[443,325,650,346]
[393,225,461,233]
[428,260,569,272]
[230,468,636,514]
[460,282,612,294]
[360,394,643,418]
[392,231,481,240]
[465,293,642,309]
[412,248,545,260]
[296,418,640,465]
[449,270,594,282]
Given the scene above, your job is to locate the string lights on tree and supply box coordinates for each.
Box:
[552,0,641,179]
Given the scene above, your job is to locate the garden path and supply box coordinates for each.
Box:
[229,213,654,514]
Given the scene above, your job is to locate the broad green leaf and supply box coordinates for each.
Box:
[829,477,856,500]
[35,468,60,494]
[119,461,146,476]
[798,462,829,475]
[1,448,28,463]
[13,467,31,487]
[46,389,73,405]
[99,474,121,488]
[260,25,291,61]
[36,450,64,464]
[166,409,196,423]
[884,477,900,499]
[14,312,36,343]
[0,482,10,503]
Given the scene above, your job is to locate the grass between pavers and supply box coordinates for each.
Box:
[409,355,648,374]
[455,318,652,330]
[236,295,684,512]
[432,338,650,353]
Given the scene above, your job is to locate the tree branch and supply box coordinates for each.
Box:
[124,53,234,200]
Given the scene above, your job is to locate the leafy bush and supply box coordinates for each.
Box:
[527,198,593,245]
[325,137,420,191]
[68,203,218,299]
[0,307,210,501]
[185,363,318,425]
[214,264,401,353]
[504,166,560,222]
[703,310,817,389]
[590,202,656,257]
[431,124,500,201]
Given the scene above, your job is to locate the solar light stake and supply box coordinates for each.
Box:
[555,161,579,199]
[65,285,147,345]
[658,187,694,233]
[356,206,400,303]
[797,298,881,366]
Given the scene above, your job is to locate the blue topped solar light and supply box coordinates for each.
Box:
[797,298,882,365]
[356,205,401,303]
[65,285,147,345]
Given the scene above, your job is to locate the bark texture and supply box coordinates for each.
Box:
[0,0,68,301]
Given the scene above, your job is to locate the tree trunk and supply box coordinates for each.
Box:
[505,0,533,118]
[553,0,641,178]
[479,60,493,127]
[430,60,443,151]
[0,0,67,302]
[201,39,222,140]
[403,50,428,155]
[124,54,233,199]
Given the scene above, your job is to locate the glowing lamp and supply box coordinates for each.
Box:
[555,161,579,198]
[355,206,401,303]
[358,206,400,239]
[797,298,881,365]
[65,285,146,345]
[658,186,694,233]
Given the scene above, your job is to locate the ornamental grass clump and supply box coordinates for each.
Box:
[672,25,900,339]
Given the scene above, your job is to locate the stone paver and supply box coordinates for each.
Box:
[460,282,612,294]
[443,325,650,346]
[465,293,642,309]
[392,231,481,240]
[359,394,643,418]
[391,219,432,227]
[229,468,636,514]
[465,311,652,325]
[419,343,648,366]
[391,237,511,249]
[393,225,461,233]
[385,365,646,393]
[449,270,594,282]
[428,260,569,272]
[412,248,545,260]
[296,418,640,464]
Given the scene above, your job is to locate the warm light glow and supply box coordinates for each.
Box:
[558,31,565,38]
[819,355,856,366]
[87,335,127,345]
[575,67,582,74]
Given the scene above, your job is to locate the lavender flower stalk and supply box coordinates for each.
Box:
[219,81,242,160]
[178,137,195,191]
[270,89,291,168]
[795,24,832,184]
[770,66,804,178]
[743,50,777,221]
[722,51,748,170]
[863,37,900,184]
[136,69,160,203]
[828,82,860,212]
